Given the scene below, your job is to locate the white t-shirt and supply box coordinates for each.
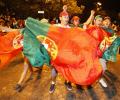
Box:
[54,23,71,28]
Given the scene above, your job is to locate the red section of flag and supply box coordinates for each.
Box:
[86,26,110,43]
[47,26,103,85]
[0,30,22,69]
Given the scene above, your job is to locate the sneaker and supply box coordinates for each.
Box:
[65,82,72,91]
[14,84,22,92]
[87,85,92,89]
[49,84,55,93]
[99,78,107,88]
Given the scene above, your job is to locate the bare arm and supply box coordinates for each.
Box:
[83,10,95,29]
[84,10,95,25]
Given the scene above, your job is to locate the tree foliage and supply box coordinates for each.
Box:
[63,0,85,15]
[2,0,85,19]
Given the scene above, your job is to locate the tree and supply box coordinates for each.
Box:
[2,0,85,19]
[63,0,85,15]
[45,0,85,18]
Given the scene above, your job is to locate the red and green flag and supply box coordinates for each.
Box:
[2,17,113,85]
[23,17,103,85]
[0,30,22,69]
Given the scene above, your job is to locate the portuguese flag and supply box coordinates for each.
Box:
[22,17,103,85]
[0,30,22,69]
[86,25,109,43]
[0,21,50,69]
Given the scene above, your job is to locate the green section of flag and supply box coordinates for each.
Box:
[103,37,120,62]
[25,17,50,36]
[21,17,50,67]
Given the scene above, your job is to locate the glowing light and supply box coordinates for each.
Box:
[97,2,102,6]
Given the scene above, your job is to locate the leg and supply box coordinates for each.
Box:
[36,67,42,80]
[51,68,57,82]
[99,58,107,73]
[49,67,57,93]
[17,57,31,85]
[15,57,31,91]
[27,58,34,79]
[99,58,107,88]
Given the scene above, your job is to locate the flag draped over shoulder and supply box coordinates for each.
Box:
[0,30,22,69]
[102,37,120,62]
[86,26,120,62]
[24,17,103,85]
[86,26,109,43]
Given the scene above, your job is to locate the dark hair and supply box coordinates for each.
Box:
[104,16,111,21]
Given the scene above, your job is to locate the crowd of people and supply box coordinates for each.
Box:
[0,12,119,33]
[47,7,120,93]
[0,5,120,94]
[0,14,24,29]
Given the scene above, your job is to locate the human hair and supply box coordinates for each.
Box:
[94,15,103,20]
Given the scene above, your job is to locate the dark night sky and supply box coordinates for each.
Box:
[77,0,120,11]
[77,0,120,23]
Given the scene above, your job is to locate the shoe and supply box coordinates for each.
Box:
[76,85,83,93]
[87,85,92,89]
[49,84,55,93]
[14,84,22,92]
[65,82,72,91]
[99,78,107,88]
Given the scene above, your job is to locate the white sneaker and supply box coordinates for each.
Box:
[99,78,107,88]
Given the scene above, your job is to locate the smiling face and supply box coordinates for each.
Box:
[59,15,69,26]
[71,16,80,27]
[102,19,111,28]
[94,17,103,27]
[59,11,69,26]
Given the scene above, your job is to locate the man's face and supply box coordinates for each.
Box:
[73,20,80,27]
[94,18,103,27]
[59,15,69,25]
[102,19,111,28]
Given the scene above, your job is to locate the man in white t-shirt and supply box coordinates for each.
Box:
[49,5,72,94]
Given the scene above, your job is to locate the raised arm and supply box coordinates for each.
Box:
[84,10,95,25]
[83,10,95,29]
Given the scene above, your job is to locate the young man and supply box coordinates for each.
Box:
[87,15,108,88]
[49,6,72,93]
[102,16,115,36]
[71,10,95,29]
[71,16,80,27]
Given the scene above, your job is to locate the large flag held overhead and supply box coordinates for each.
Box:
[21,17,104,85]
[1,17,119,85]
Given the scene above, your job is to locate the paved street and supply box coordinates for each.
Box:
[0,53,120,100]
